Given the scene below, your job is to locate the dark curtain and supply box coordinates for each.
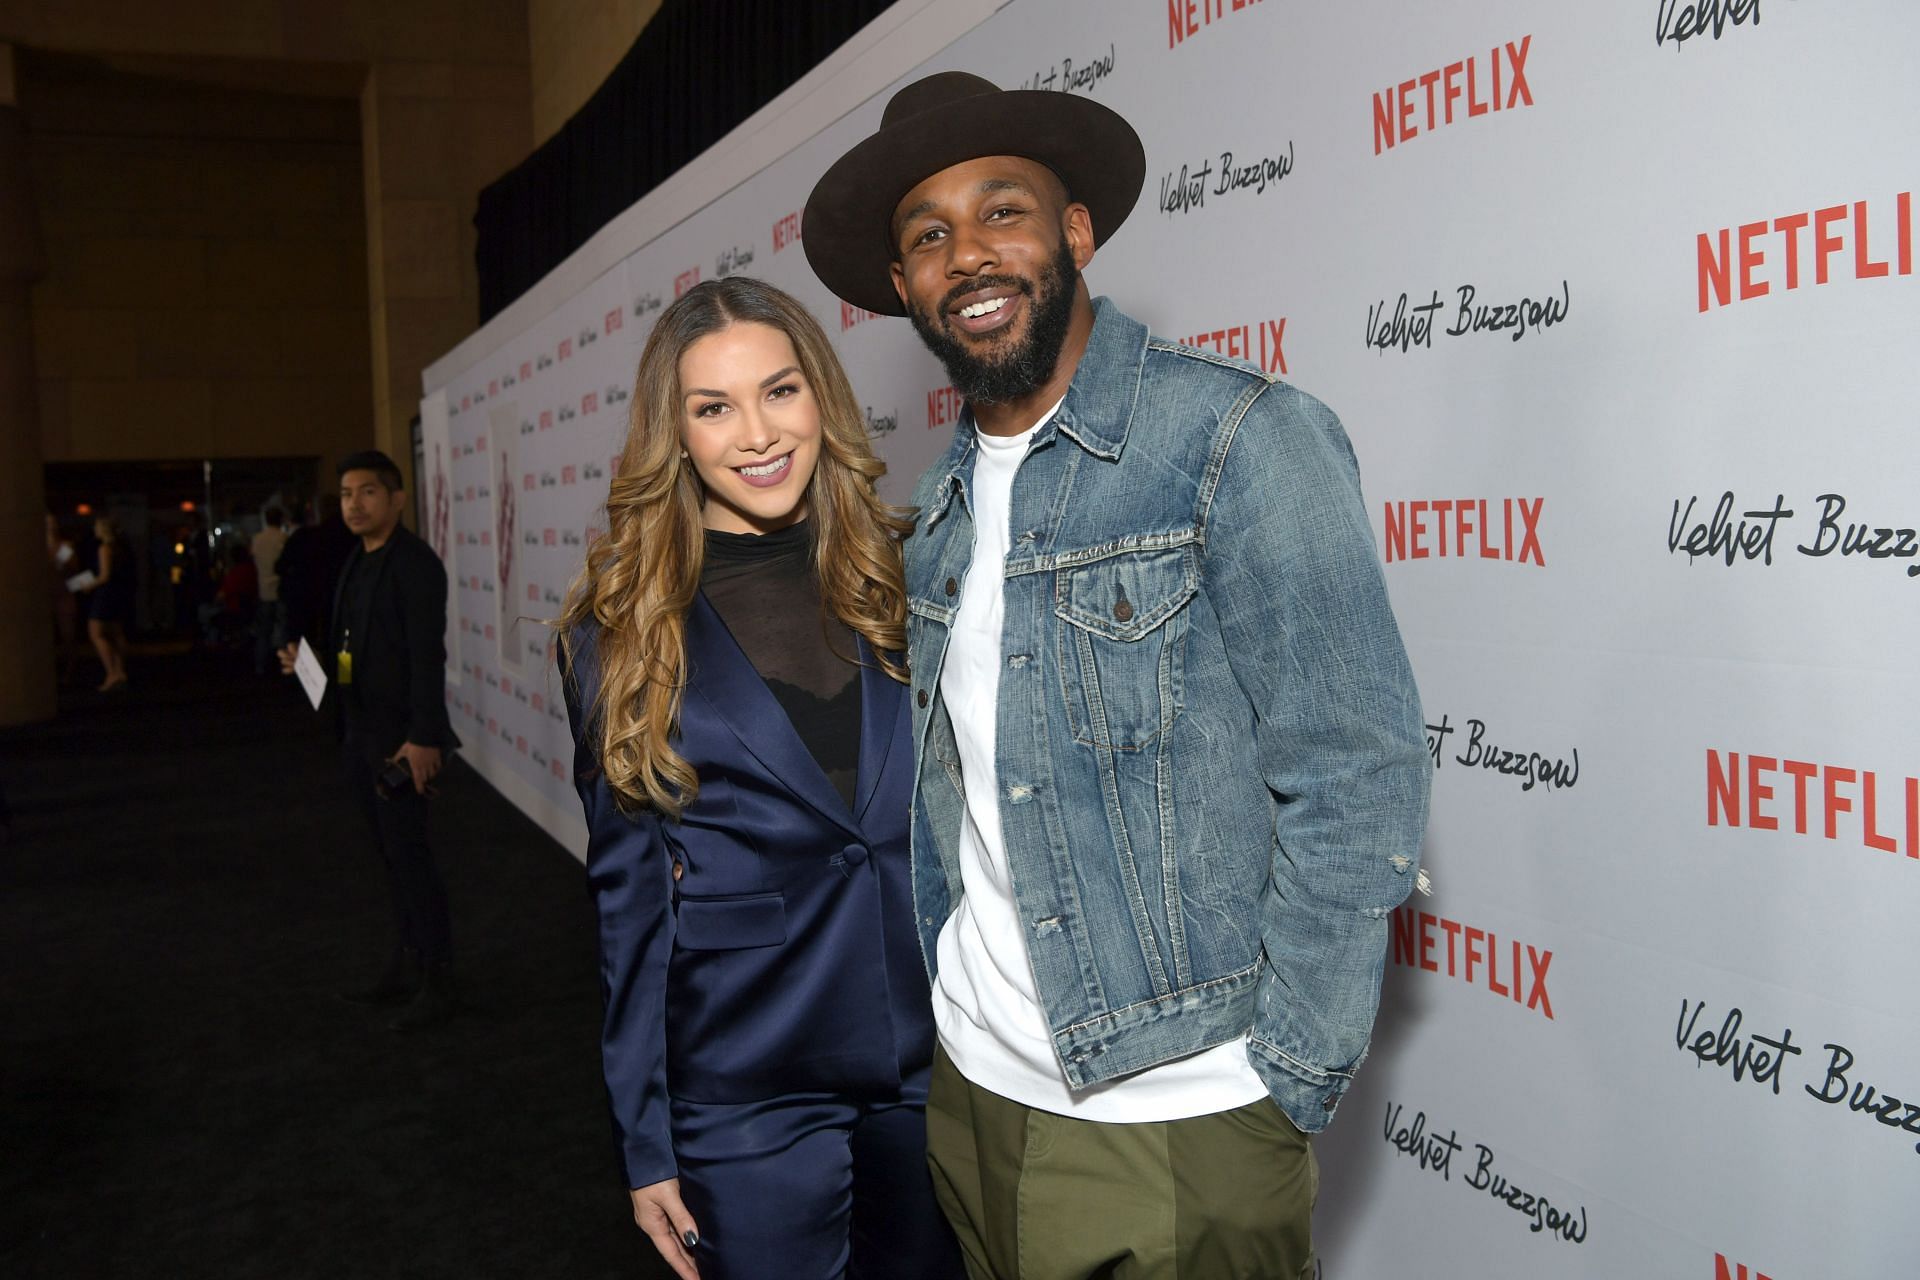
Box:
[476,0,896,322]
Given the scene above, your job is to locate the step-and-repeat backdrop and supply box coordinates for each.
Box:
[422,2,1918,1274]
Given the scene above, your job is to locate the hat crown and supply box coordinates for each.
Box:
[880,72,1001,130]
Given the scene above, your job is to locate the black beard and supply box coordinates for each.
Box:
[907,238,1079,407]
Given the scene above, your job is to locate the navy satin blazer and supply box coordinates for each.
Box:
[562,597,934,1189]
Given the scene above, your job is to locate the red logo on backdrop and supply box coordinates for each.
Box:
[526,584,539,602]
[1390,907,1554,1019]
[1167,0,1265,49]
[772,211,802,252]
[520,360,532,381]
[558,338,572,361]
[477,434,488,451]
[562,465,576,485]
[539,410,553,431]
[583,392,599,415]
[1715,1258,1777,1280]
[531,693,544,712]
[605,308,623,335]
[1697,193,1913,312]
[1179,318,1287,374]
[488,379,498,397]
[486,717,497,733]
[1384,498,1545,566]
[552,758,567,780]
[523,473,535,492]
[1374,36,1533,155]
[460,395,470,410]
[841,302,885,332]
[927,385,964,430]
[1707,749,1917,859]
[676,267,702,297]
[544,528,557,547]
[484,624,494,640]
[515,736,527,755]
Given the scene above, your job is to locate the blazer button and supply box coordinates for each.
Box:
[944,577,958,596]
[917,689,929,708]
[840,843,870,866]
[1113,599,1134,623]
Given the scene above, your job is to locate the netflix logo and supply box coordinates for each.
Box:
[1707,748,1917,859]
[604,307,622,335]
[562,465,576,486]
[1390,907,1554,1019]
[772,211,801,253]
[1167,0,1264,50]
[539,410,553,431]
[582,392,599,415]
[552,758,567,781]
[1697,193,1912,312]
[675,267,701,297]
[558,337,572,362]
[1383,497,1546,566]
[1715,1258,1779,1280]
[928,385,964,430]
[487,379,498,397]
[526,584,538,603]
[842,302,885,332]
[521,473,535,492]
[1374,36,1533,155]
[520,360,532,382]
[1178,317,1287,374]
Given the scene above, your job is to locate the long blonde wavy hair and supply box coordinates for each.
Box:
[560,277,912,819]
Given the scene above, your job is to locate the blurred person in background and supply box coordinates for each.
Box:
[251,505,290,675]
[46,513,81,684]
[86,514,134,692]
[278,496,353,658]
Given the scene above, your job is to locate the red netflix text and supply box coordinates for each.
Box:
[1716,1257,1777,1280]
[1374,36,1533,155]
[842,302,885,332]
[583,392,599,415]
[539,410,553,430]
[675,267,701,297]
[772,211,802,252]
[1168,0,1263,49]
[1384,498,1544,566]
[1707,749,1918,859]
[928,385,964,430]
[1697,193,1913,312]
[1390,907,1554,1019]
[604,307,622,335]
[1179,317,1287,374]
[557,338,572,361]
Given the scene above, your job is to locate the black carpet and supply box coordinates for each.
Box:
[0,652,670,1279]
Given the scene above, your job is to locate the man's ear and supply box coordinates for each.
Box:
[889,259,909,311]
[1063,203,1096,272]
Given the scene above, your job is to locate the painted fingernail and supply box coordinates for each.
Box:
[682,1230,699,1249]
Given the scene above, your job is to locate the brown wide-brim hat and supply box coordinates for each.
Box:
[802,71,1146,316]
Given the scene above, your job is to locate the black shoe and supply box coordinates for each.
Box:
[339,948,421,1007]
[387,962,456,1032]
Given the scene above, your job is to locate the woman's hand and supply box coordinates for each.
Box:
[630,1178,701,1280]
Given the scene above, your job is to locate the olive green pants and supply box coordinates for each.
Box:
[926,1048,1317,1280]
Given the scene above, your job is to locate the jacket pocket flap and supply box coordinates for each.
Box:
[675,894,787,950]
[1055,546,1198,641]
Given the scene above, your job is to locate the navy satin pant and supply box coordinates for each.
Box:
[670,1065,964,1280]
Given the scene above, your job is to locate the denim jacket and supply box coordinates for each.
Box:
[903,298,1429,1132]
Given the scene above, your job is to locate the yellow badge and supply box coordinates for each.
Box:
[336,649,353,685]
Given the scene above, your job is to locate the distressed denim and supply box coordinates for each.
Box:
[903,299,1429,1132]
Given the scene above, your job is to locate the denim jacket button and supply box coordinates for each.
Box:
[944,577,958,596]
[917,689,929,708]
[1113,599,1134,622]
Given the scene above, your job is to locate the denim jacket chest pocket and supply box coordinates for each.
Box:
[1051,542,1198,751]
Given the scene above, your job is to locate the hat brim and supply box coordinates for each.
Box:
[803,90,1146,317]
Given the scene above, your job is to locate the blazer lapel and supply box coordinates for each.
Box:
[852,637,904,823]
[684,593,861,839]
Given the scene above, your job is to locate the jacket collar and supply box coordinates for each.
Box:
[922,297,1148,527]
[683,592,902,836]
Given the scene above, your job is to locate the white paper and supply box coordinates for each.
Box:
[55,543,75,567]
[65,570,97,592]
[293,638,329,711]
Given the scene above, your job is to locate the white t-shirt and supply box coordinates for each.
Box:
[930,405,1270,1122]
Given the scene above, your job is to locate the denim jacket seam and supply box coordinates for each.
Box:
[1056,959,1262,1037]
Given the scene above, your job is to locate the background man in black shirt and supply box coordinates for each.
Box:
[282,450,461,1031]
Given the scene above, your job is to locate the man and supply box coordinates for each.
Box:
[803,74,1429,1277]
[281,450,461,1032]
[250,505,290,675]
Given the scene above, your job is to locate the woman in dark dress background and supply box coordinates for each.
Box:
[86,514,133,691]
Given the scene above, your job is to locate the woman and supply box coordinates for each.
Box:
[558,278,961,1280]
[87,514,133,692]
[46,513,81,683]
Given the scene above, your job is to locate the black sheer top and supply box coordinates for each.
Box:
[699,521,862,809]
